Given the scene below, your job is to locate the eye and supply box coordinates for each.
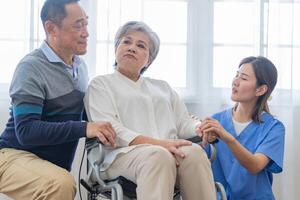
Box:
[137,44,146,49]
[72,23,82,29]
[72,21,88,30]
[240,75,248,80]
[122,40,130,44]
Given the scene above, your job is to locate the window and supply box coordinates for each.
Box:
[1,0,30,84]
[213,0,300,89]
[2,0,299,102]
[265,1,300,89]
[213,1,257,88]
[0,0,44,85]
[96,0,188,88]
[1,0,190,98]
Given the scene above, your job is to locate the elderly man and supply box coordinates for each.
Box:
[0,0,116,199]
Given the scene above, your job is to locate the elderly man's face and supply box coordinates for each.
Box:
[115,31,150,75]
[51,3,89,56]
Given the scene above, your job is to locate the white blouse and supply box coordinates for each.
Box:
[84,71,198,170]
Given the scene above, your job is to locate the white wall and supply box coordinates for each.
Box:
[0,100,9,131]
[0,99,12,200]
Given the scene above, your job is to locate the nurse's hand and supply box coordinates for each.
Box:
[199,117,235,144]
[196,122,218,146]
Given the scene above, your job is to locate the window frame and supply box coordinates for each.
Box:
[210,0,300,106]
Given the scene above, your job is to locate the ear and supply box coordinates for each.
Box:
[146,58,151,67]
[255,84,268,97]
[44,20,58,36]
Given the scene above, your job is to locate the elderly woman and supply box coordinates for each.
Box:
[84,21,216,200]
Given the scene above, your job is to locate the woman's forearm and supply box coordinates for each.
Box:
[226,138,269,174]
[129,135,161,146]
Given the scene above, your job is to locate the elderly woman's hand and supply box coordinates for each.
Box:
[159,139,192,166]
[130,135,192,166]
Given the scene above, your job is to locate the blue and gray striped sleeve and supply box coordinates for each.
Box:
[10,61,86,146]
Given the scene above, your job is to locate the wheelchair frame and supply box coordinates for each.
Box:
[80,138,227,200]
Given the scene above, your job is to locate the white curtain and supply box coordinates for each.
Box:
[265,1,299,199]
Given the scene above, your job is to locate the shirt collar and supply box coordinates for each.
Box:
[40,41,82,67]
[114,70,143,87]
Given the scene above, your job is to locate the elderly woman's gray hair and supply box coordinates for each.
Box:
[114,21,160,73]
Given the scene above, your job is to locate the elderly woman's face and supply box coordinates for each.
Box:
[115,31,150,74]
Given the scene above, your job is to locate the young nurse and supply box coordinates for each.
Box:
[200,56,285,200]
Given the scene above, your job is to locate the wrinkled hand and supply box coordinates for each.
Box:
[199,117,234,144]
[86,121,117,147]
[160,139,192,166]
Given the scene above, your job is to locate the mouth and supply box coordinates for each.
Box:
[232,88,238,94]
[78,41,87,45]
[124,54,137,60]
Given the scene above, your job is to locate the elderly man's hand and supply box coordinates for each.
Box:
[86,122,117,147]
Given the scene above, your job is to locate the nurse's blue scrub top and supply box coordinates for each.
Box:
[208,109,285,200]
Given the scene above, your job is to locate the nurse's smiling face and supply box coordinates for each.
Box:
[231,63,264,104]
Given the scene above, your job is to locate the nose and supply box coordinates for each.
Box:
[81,25,89,38]
[128,45,136,53]
[232,77,239,86]
[82,28,90,38]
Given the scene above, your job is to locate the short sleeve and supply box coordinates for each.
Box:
[256,120,285,173]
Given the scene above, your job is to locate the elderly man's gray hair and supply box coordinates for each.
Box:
[114,21,160,73]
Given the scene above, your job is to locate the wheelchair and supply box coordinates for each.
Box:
[80,136,227,200]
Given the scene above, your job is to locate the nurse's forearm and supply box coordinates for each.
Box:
[226,138,270,174]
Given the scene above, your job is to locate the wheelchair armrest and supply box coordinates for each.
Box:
[186,135,202,143]
[86,138,105,166]
[83,138,124,199]
[85,138,100,150]
[186,136,217,163]
[186,135,219,144]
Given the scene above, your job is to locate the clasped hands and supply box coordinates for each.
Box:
[197,117,234,145]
